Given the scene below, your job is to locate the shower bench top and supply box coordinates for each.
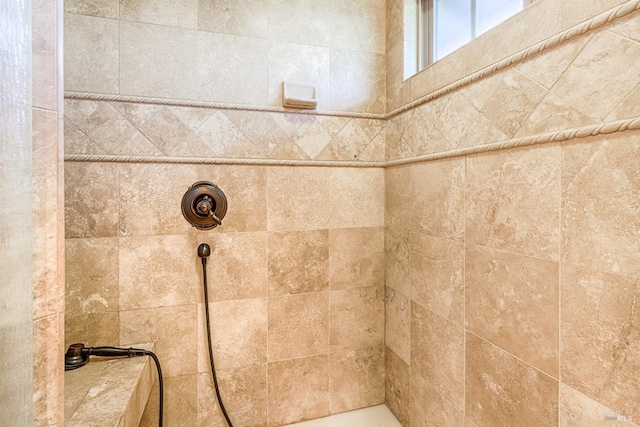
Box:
[64,342,156,427]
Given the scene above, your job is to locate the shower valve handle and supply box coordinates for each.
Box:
[196,196,213,216]
[181,181,227,230]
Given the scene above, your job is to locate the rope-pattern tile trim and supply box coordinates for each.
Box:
[63,91,386,120]
[65,116,640,167]
[64,0,640,121]
[63,154,386,168]
[386,0,640,119]
[386,117,640,167]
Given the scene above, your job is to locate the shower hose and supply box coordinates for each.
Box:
[201,253,235,427]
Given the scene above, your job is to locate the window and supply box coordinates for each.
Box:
[410,0,535,74]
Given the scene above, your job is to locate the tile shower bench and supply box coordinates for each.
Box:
[64,342,156,427]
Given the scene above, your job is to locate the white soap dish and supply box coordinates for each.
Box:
[282,82,317,109]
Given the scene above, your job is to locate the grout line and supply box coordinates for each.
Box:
[545,33,594,95]
[416,368,466,418]
[542,34,602,124]
[466,329,560,382]
[558,133,563,424]
[606,79,640,120]
[407,160,414,426]
[467,241,559,264]
[117,18,120,97]
[605,25,640,46]
[327,280,332,415]
[462,152,467,421]
[116,162,121,333]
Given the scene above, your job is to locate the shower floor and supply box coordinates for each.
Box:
[283,405,402,427]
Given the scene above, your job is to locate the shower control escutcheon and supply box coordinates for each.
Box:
[181,181,227,230]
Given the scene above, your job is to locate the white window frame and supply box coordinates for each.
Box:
[417,0,535,69]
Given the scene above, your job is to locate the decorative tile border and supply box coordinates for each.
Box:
[63,154,386,168]
[65,116,640,167]
[63,0,640,168]
[386,116,640,166]
[64,98,387,163]
[63,91,386,120]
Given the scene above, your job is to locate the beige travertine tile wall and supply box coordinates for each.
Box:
[64,163,385,427]
[386,0,631,112]
[386,16,640,161]
[63,1,640,427]
[33,0,66,424]
[385,2,640,426]
[387,132,640,427]
[64,1,388,425]
[64,0,387,114]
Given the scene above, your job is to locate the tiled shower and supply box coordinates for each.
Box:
[2,0,639,426]
[63,1,387,425]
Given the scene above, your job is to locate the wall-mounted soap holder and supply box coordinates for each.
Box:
[282,82,317,109]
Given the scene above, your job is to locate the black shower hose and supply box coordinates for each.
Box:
[202,257,234,427]
[145,350,164,427]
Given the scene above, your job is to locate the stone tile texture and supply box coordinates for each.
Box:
[63,2,640,427]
